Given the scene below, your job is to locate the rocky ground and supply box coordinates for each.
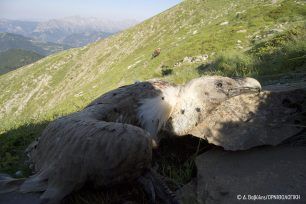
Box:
[176,81,306,204]
[178,146,306,204]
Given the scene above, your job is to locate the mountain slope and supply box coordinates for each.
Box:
[0,49,43,75]
[0,0,305,131]
[0,32,70,55]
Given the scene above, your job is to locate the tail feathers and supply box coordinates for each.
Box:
[0,173,48,204]
[0,173,47,194]
[20,176,47,193]
[0,174,25,193]
[19,168,50,193]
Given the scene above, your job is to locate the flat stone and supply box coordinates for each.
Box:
[176,179,198,203]
[179,146,306,204]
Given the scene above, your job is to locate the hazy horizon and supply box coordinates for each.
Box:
[0,0,181,22]
[0,15,139,23]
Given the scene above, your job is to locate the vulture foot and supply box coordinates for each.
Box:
[138,169,180,204]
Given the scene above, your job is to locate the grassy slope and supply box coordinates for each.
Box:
[0,0,305,174]
[0,49,44,75]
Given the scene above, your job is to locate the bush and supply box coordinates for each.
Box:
[161,65,173,76]
[254,34,306,75]
[213,51,255,77]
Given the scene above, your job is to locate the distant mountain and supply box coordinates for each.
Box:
[61,32,112,47]
[0,32,70,55]
[0,16,138,47]
[33,16,136,34]
[0,19,38,36]
[0,49,43,75]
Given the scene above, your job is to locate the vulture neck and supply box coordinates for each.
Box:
[138,86,180,140]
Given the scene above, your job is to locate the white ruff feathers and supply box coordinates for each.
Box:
[137,86,180,138]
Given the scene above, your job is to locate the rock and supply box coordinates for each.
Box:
[193,30,198,35]
[180,55,208,64]
[188,146,306,204]
[176,180,198,204]
[194,58,202,63]
[190,85,306,150]
[220,21,229,26]
[237,40,242,43]
[174,62,182,67]
[237,29,247,33]
[183,56,193,63]
[254,34,261,40]
[198,54,208,61]
[268,28,284,34]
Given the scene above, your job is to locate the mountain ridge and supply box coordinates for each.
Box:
[0,16,138,47]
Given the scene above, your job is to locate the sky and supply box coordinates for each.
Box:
[0,0,182,22]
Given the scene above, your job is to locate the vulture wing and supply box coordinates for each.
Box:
[22,116,152,203]
[21,81,171,203]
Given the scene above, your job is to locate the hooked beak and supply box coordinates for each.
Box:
[229,77,261,97]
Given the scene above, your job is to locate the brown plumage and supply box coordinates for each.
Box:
[1,76,262,204]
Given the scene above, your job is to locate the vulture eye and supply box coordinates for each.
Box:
[216,82,223,88]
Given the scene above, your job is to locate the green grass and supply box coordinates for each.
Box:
[0,1,305,200]
[0,121,49,175]
[201,26,306,77]
[212,51,256,76]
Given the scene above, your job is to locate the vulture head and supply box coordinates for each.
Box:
[166,76,261,136]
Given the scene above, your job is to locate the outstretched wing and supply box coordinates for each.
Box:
[189,87,306,150]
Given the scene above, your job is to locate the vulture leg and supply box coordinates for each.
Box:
[137,172,156,204]
[145,169,180,204]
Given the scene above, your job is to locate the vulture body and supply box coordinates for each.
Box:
[0,76,262,204]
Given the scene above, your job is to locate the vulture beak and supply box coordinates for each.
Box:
[229,77,262,97]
